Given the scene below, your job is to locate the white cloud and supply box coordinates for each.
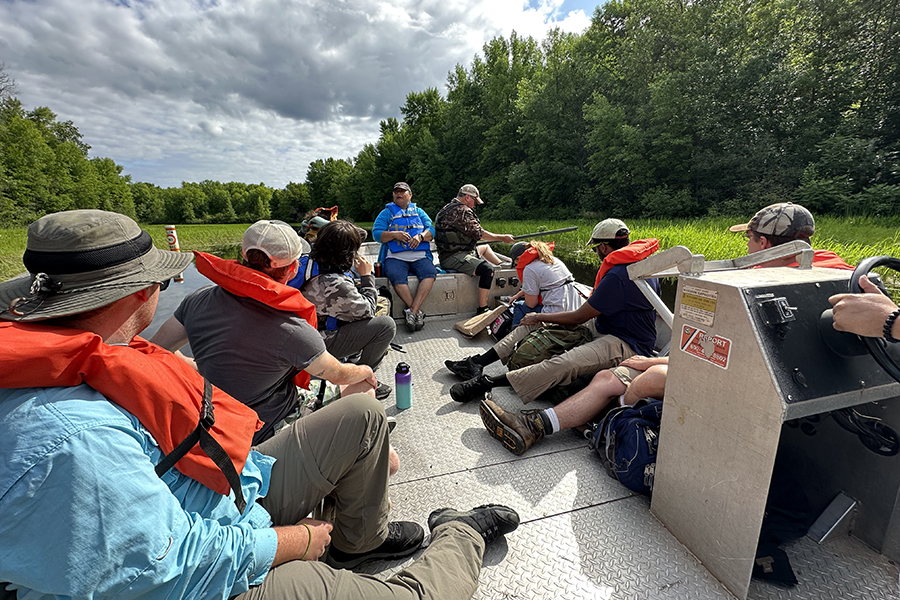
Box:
[0,0,593,188]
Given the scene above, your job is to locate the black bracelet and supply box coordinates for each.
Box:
[884,308,900,343]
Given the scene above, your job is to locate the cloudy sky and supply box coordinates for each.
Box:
[0,0,595,188]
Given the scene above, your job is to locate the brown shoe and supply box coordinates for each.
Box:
[479,398,546,455]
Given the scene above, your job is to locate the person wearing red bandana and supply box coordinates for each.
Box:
[0,210,519,600]
[446,218,662,419]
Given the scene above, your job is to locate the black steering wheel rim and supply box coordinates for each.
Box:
[850,256,900,383]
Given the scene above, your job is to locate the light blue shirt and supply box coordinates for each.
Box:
[0,384,279,600]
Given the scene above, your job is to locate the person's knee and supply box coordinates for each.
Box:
[373,315,396,339]
[474,261,494,289]
[624,365,667,404]
[341,392,387,426]
[389,446,400,476]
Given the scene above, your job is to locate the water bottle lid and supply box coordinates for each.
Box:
[396,362,410,374]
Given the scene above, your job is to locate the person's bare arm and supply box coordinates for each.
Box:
[480,230,515,244]
[149,316,189,352]
[272,518,333,566]
[829,275,900,338]
[305,351,377,389]
[520,301,600,327]
[619,355,669,371]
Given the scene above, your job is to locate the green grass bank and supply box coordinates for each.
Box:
[1,217,899,282]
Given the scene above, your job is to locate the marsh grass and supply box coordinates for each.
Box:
[1,217,898,281]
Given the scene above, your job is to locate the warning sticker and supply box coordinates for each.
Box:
[680,325,732,370]
[679,285,718,326]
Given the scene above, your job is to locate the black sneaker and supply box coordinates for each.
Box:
[375,382,392,400]
[326,521,424,569]
[444,356,483,380]
[475,306,490,316]
[428,504,520,543]
[450,375,492,403]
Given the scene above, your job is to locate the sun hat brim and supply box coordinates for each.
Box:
[0,247,193,322]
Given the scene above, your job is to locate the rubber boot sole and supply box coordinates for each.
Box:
[479,400,528,455]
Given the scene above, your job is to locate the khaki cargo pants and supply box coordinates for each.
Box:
[494,320,635,404]
[238,393,485,600]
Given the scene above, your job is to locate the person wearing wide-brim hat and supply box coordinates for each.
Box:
[0,209,520,600]
[0,209,192,322]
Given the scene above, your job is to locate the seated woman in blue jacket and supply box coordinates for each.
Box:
[372,182,437,332]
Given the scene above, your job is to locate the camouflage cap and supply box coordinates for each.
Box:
[393,182,411,192]
[729,203,815,238]
[458,184,483,204]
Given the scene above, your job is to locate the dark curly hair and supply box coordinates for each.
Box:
[310,220,364,273]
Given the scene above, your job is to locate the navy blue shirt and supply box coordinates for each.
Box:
[587,264,661,356]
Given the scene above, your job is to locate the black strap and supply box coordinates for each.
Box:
[155,379,247,512]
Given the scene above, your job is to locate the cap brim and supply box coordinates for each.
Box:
[475,197,484,205]
[0,248,193,322]
[729,223,750,232]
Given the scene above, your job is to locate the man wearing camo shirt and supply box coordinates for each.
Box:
[434,184,515,314]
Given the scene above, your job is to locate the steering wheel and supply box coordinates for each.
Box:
[849,256,900,383]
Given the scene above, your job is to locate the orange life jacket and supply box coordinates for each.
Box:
[796,249,855,270]
[193,251,318,390]
[593,239,660,290]
[0,321,261,497]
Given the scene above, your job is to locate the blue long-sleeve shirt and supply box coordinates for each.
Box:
[0,384,278,600]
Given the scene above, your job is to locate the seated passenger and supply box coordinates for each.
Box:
[446,218,661,405]
[373,182,437,332]
[481,202,854,455]
[434,184,516,315]
[0,209,520,597]
[506,240,585,326]
[301,220,397,396]
[151,219,386,444]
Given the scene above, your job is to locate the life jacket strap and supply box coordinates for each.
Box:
[155,378,247,512]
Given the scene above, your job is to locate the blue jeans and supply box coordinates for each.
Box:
[511,300,542,326]
[383,257,437,286]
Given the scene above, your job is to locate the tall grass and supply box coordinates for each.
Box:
[1,217,898,281]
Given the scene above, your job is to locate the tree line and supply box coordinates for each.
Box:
[2,0,898,226]
[323,0,900,222]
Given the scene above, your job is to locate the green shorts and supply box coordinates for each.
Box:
[440,250,486,276]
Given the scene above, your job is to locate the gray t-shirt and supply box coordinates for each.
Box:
[174,285,326,443]
[521,258,584,315]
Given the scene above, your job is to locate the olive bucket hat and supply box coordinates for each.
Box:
[0,209,193,322]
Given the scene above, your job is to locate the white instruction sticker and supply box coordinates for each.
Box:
[679,285,718,326]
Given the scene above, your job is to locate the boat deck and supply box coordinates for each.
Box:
[359,315,898,600]
[146,264,899,599]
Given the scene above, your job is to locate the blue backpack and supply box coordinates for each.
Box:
[588,398,663,495]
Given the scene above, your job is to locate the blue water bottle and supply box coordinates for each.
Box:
[395,362,412,410]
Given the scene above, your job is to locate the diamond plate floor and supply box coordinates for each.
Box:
[364,316,899,600]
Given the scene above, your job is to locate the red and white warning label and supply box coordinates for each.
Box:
[680,325,732,370]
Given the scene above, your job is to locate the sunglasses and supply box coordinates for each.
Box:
[159,279,171,292]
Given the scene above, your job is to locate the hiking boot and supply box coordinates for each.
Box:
[450,375,492,403]
[479,399,546,455]
[414,311,426,331]
[375,382,392,401]
[404,308,417,333]
[325,521,424,569]
[428,504,520,543]
[444,356,484,380]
